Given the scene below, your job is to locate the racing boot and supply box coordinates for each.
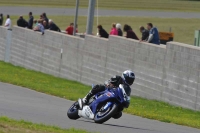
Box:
[82,91,93,105]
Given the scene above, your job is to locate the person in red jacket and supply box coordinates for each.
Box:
[66,23,74,35]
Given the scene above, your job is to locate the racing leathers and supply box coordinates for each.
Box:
[82,75,131,118]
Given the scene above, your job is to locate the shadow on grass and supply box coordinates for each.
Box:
[78,119,155,132]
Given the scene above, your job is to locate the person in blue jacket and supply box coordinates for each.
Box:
[146,23,160,45]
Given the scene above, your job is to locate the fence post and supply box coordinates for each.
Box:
[73,0,79,36]
[169,27,172,32]
[86,0,96,35]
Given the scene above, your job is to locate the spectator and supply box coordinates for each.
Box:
[139,26,149,41]
[146,23,160,45]
[43,20,49,29]
[4,15,12,29]
[17,16,28,28]
[49,19,61,32]
[66,23,74,35]
[97,25,109,38]
[116,23,123,36]
[0,14,3,26]
[40,14,43,20]
[42,13,49,25]
[33,19,38,29]
[28,12,34,29]
[33,19,44,35]
[123,24,139,40]
[110,23,118,35]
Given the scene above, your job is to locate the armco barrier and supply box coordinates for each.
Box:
[0,26,199,111]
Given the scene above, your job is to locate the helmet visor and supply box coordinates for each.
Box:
[123,73,135,86]
[126,78,134,86]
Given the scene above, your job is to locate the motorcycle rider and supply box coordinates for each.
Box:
[82,70,135,119]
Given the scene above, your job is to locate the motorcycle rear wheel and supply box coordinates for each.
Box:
[67,101,80,120]
[94,104,118,124]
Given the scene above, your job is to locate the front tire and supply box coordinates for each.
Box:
[67,101,80,120]
[94,104,118,124]
[112,112,122,119]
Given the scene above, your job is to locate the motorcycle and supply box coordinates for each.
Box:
[67,84,130,124]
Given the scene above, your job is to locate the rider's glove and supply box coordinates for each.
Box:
[91,84,106,94]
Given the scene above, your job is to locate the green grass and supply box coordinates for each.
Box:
[0,61,90,101]
[9,15,200,45]
[0,61,200,129]
[1,0,200,12]
[0,116,91,133]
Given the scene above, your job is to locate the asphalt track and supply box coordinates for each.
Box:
[1,6,200,18]
[0,82,200,133]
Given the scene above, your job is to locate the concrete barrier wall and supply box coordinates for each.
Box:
[0,27,8,61]
[10,27,63,77]
[1,26,200,111]
[163,42,200,110]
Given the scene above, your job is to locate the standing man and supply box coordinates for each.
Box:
[146,23,160,45]
[0,14,3,26]
[28,12,34,29]
[4,15,11,29]
[139,26,149,41]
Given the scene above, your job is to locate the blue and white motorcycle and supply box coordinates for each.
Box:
[67,84,130,124]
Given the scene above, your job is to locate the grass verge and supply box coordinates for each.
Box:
[1,0,200,12]
[9,15,199,45]
[0,116,91,133]
[0,61,200,128]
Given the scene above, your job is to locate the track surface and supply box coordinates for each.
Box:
[0,82,200,133]
[1,6,200,18]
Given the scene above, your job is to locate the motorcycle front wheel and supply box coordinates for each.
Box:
[67,101,80,120]
[94,104,118,124]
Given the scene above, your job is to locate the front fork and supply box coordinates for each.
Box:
[103,102,113,111]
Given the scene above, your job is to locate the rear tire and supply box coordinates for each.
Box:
[67,101,80,120]
[94,104,118,124]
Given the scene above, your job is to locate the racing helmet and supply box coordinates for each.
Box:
[122,70,135,86]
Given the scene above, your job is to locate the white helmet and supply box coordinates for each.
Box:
[122,70,135,86]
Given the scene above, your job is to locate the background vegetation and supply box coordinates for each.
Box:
[1,0,200,12]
